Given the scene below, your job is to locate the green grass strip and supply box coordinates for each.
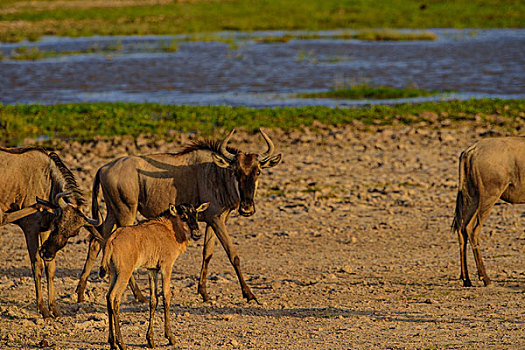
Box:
[298,85,442,99]
[0,99,523,145]
[0,0,523,43]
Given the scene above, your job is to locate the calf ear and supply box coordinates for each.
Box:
[196,202,210,213]
[170,204,179,216]
[212,153,231,168]
[260,153,282,168]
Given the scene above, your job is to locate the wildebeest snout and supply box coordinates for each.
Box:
[239,202,255,216]
[190,229,202,241]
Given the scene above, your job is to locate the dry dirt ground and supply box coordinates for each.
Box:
[0,124,523,349]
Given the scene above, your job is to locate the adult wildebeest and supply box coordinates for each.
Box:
[452,136,525,287]
[101,202,209,350]
[72,129,281,303]
[0,146,101,318]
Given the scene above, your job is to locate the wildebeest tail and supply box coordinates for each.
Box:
[90,168,104,239]
[452,146,478,234]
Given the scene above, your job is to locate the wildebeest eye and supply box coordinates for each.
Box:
[181,214,188,221]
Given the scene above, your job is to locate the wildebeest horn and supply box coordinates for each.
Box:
[54,191,71,208]
[219,129,236,161]
[83,209,102,227]
[258,128,275,161]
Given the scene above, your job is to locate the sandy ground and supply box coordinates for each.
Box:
[0,124,523,349]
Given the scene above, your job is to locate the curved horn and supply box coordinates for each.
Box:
[219,129,236,161]
[83,209,102,227]
[258,128,275,161]
[54,191,71,208]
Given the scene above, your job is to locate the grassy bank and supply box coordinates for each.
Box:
[0,99,523,145]
[0,0,523,42]
[298,84,442,100]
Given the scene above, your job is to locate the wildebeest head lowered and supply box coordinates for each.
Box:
[211,129,282,216]
[38,191,102,262]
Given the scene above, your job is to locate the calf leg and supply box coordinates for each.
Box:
[107,274,117,349]
[146,271,158,349]
[211,218,257,303]
[198,225,216,302]
[108,272,130,350]
[161,266,175,345]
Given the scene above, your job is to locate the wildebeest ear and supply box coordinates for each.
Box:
[260,153,282,168]
[196,202,210,213]
[211,153,231,168]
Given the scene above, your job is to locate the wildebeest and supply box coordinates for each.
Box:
[101,202,209,350]
[452,136,525,287]
[72,129,281,303]
[0,146,100,318]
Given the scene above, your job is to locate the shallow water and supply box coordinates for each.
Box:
[0,29,523,107]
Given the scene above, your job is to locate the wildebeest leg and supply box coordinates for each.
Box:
[76,236,101,302]
[38,229,61,317]
[77,212,117,302]
[41,230,60,317]
[468,195,499,286]
[457,228,471,287]
[146,270,158,348]
[161,265,175,345]
[211,217,257,303]
[198,225,216,302]
[22,225,51,318]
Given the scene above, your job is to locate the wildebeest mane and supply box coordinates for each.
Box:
[0,145,48,155]
[48,152,86,207]
[174,139,241,156]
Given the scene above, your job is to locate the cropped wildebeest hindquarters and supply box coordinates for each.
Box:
[101,202,209,350]
[76,129,282,303]
[452,137,525,287]
[0,146,100,318]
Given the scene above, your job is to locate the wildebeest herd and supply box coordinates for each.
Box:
[0,130,523,349]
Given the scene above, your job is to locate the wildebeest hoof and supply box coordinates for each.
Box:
[50,307,61,318]
[39,306,52,319]
[134,294,147,304]
[462,279,472,287]
[166,335,176,345]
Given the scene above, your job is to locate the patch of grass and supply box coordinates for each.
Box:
[351,29,437,41]
[0,0,523,42]
[0,99,523,145]
[299,83,442,100]
[160,39,178,52]
[256,30,436,44]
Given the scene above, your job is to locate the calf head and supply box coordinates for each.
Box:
[211,129,281,216]
[38,192,102,261]
[170,202,210,240]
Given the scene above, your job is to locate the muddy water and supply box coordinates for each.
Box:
[0,29,523,106]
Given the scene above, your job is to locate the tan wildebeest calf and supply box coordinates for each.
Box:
[452,136,525,287]
[100,202,209,350]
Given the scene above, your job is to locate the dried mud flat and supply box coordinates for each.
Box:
[0,124,524,349]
